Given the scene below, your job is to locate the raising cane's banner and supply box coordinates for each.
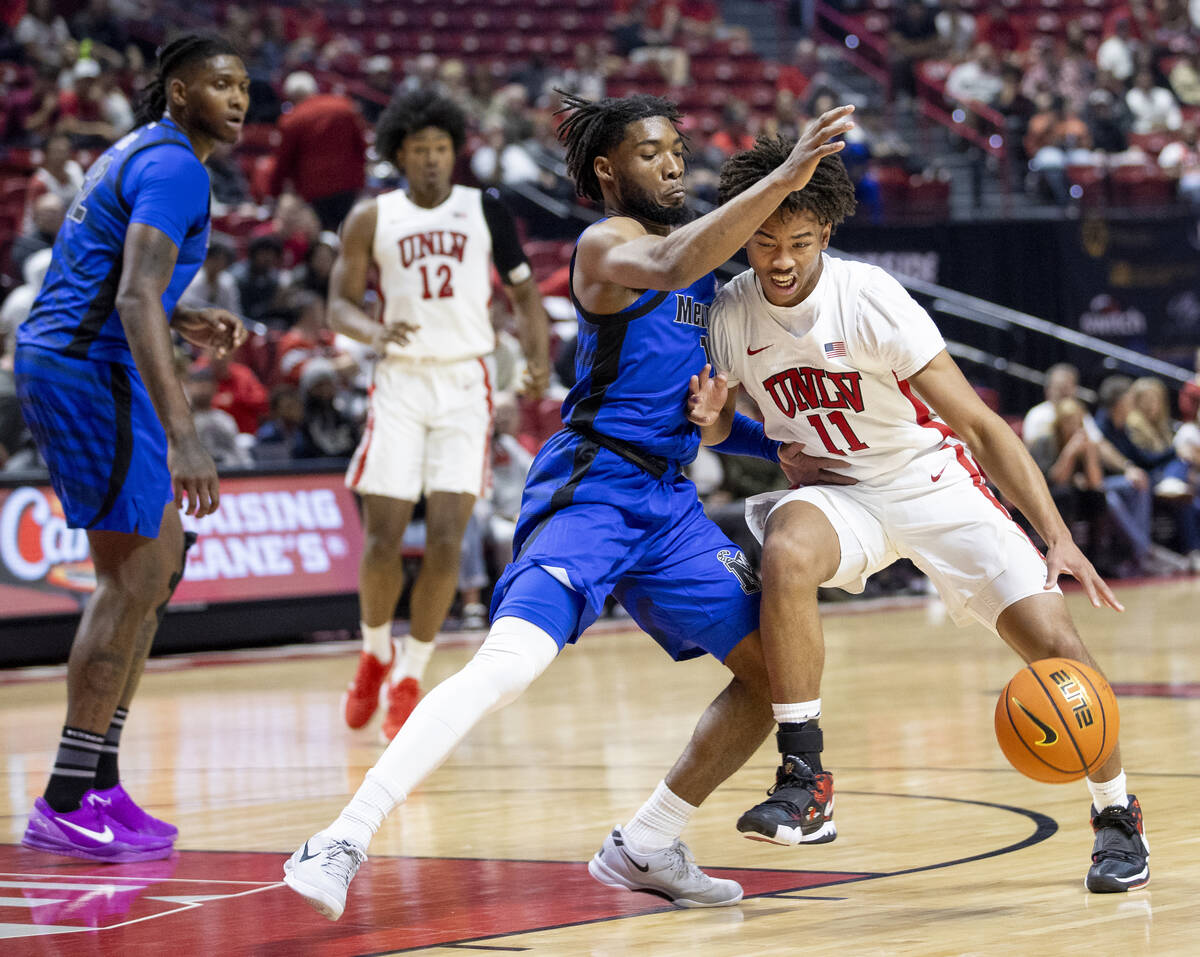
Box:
[0,472,364,619]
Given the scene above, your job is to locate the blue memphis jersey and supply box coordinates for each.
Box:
[20,116,211,365]
[562,242,716,464]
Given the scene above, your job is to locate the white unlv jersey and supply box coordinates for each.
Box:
[373,184,495,361]
[709,255,951,483]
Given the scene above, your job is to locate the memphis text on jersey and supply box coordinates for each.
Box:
[674,293,709,329]
[398,230,468,268]
[763,366,864,417]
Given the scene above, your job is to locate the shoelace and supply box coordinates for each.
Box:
[320,840,366,884]
[766,758,818,799]
[1092,808,1143,862]
[665,840,709,886]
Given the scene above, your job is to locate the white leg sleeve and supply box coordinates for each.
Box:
[362,616,559,808]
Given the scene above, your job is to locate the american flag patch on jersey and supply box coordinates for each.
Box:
[823,341,847,358]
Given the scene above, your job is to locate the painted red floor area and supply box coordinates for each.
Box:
[0,844,871,955]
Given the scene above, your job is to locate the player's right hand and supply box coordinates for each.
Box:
[371,322,419,355]
[687,363,728,428]
[778,105,855,193]
[778,442,857,487]
[170,434,220,519]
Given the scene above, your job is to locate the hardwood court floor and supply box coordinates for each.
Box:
[1,578,1198,955]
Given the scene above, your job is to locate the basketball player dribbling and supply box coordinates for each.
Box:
[687,137,1149,893]
[332,91,551,741]
[283,95,857,921]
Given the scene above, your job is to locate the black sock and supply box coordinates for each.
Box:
[43,726,105,812]
[93,706,127,791]
[778,720,823,774]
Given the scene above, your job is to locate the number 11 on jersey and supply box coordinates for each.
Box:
[807,411,868,455]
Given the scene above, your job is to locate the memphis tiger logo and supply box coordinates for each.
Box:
[717,548,760,594]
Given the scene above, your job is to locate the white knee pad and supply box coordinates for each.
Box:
[466,616,560,714]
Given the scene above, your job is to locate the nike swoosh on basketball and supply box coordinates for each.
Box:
[930,464,948,482]
[747,345,773,356]
[1013,698,1059,746]
[57,818,115,843]
[299,841,320,862]
[619,848,651,872]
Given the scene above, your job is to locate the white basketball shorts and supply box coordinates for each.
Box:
[745,442,1060,631]
[346,356,493,501]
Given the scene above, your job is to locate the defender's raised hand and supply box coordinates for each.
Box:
[776,105,856,193]
[687,363,728,428]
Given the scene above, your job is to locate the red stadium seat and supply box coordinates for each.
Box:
[1109,165,1175,207]
[1067,165,1108,207]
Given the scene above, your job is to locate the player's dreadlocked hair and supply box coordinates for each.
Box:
[134,34,240,126]
[376,90,467,162]
[719,135,857,226]
[555,90,684,202]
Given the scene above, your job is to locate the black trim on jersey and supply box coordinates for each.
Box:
[86,363,134,529]
[565,297,629,433]
[480,189,530,282]
[567,249,670,326]
[516,435,599,560]
[567,424,668,479]
[64,256,124,359]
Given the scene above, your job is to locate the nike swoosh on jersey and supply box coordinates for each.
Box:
[57,818,115,843]
[1013,698,1059,746]
[930,464,948,482]
[747,345,773,356]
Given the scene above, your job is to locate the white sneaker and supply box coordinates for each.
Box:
[283,831,367,921]
[587,827,743,908]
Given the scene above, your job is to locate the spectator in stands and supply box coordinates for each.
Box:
[10,193,64,276]
[14,0,72,70]
[269,71,367,231]
[995,62,1038,182]
[1179,347,1200,422]
[6,64,63,146]
[401,53,441,96]
[356,55,393,125]
[1126,377,1184,484]
[1086,89,1133,157]
[1097,18,1139,85]
[276,290,352,386]
[776,39,822,103]
[58,59,127,148]
[611,0,690,87]
[198,353,269,436]
[69,0,130,65]
[179,236,242,317]
[1022,36,1093,116]
[1169,50,1200,107]
[292,231,338,299]
[295,357,359,459]
[185,367,252,469]
[1171,405,1200,570]
[230,234,289,324]
[1025,95,1095,204]
[205,149,251,210]
[1159,120,1200,204]
[488,393,535,563]
[888,0,943,104]
[708,99,757,158]
[945,43,1003,111]
[555,42,607,104]
[1126,68,1183,134]
[470,117,543,189]
[1104,0,1159,42]
[0,248,52,356]
[1028,397,1109,567]
[935,0,976,58]
[974,2,1023,56]
[22,133,83,232]
[1024,363,1096,444]
[255,193,320,269]
[254,384,304,463]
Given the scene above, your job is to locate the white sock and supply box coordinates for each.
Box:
[361,622,393,661]
[773,699,821,725]
[1087,770,1128,811]
[397,635,436,683]
[622,780,696,855]
[326,773,401,852]
[346,618,557,836]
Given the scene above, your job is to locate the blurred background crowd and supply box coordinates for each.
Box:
[2,0,1199,622]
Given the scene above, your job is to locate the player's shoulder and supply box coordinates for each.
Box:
[833,255,908,298]
[714,268,757,309]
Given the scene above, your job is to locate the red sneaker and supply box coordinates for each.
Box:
[342,647,393,729]
[381,677,420,741]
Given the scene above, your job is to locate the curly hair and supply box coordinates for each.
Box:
[133,33,241,126]
[718,135,857,227]
[555,90,685,202]
[376,89,467,162]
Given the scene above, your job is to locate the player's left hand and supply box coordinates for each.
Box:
[520,359,551,399]
[778,442,857,487]
[175,307,247,358]
[687,364,727,427]
[1044,537,1124,612]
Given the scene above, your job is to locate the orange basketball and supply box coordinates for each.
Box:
[994,657,1119,783]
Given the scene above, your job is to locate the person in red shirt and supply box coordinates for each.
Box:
[269,72,367,232]
[275,291,354,385]
[195,353,270,435]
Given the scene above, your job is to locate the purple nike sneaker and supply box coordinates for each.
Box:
[21,797,173,863]
[85,784,179,841]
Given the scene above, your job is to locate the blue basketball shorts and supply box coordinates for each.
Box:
[490,429,762,662]
[15,345,172,536]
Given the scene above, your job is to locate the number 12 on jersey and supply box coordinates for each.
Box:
[418,263,454,299]
[807,411,868,455]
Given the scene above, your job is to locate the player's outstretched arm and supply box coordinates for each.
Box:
[328,199,417,353]
[116,223,220,518]
[578,106,855,294]
[911,350,1123,612]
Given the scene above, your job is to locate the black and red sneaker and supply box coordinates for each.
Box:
[1086,795,1149,892]
[736,755,836,845]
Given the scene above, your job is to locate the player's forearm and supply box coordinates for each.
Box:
[969,421,1074,546]
[511,282,550,367]
[699,406,735,447]
[116,293,197,442]
[328,297,382,346]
